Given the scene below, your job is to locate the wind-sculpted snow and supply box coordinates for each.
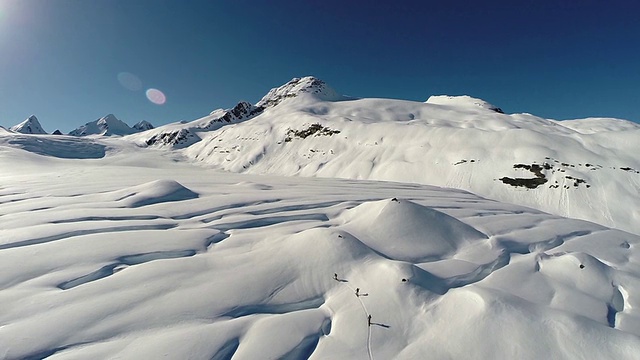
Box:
[107,179,199,207]
[1,146,640,359]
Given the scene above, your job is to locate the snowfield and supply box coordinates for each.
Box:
[1,133,640,359]
[1,76,639,359]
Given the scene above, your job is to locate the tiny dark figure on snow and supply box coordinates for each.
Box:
[333,273,338,281]
[355,288,360,296]
[368,315,372,326]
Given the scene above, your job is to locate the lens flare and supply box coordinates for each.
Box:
[117,72,142,91]
[145,88,166,105]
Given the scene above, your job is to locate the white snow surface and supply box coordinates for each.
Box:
[184,85,640,235]
[425,95,503,113]
[1,126,640,359]
[9,115,47,134]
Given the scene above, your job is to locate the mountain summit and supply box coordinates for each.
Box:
[10,115,47,134]
[69,114,136,136]
[256,76,343,108]
[132,120,155,132]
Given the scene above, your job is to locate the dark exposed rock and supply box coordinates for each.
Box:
[499,176,548,189]
[283,123,341,142]
[145,129,199,148]
[500,162,551,189]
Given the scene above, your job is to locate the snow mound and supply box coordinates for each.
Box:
[10,115,47,134]
[257,76,343,108]
[111,180,199,207]
[342,199,487,262]
[425,95,504,113]
[69,114,135,136]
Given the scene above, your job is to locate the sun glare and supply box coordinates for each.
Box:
[145,88,166,105]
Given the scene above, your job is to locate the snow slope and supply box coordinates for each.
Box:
[125,101,263,149]
[184,78,640,235]
[9,115,47,134]
[0,134,640,359]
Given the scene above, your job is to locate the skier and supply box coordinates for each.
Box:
[368,314,372,326]
[333,273,338,281]
[355,288,360,296]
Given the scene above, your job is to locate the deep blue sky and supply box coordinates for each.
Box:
[1,0,639,132]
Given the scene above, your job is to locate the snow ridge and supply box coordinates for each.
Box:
[139,101,263,149]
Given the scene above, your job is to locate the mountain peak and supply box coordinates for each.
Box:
[10,115,47,134]
[69,114,135,136]
[133,120,155,132]
[256,76,342,108]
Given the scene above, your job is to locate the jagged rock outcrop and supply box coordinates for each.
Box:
[144,128,200,149]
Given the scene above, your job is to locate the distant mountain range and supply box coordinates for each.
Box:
[7,114,154,136]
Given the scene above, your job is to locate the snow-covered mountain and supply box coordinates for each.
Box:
[9,115,47,134]
[69,114,137,136]
[183,77,640,236]
[256,76,344,107]
[132,120,154,132]
[125,77,340,150]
